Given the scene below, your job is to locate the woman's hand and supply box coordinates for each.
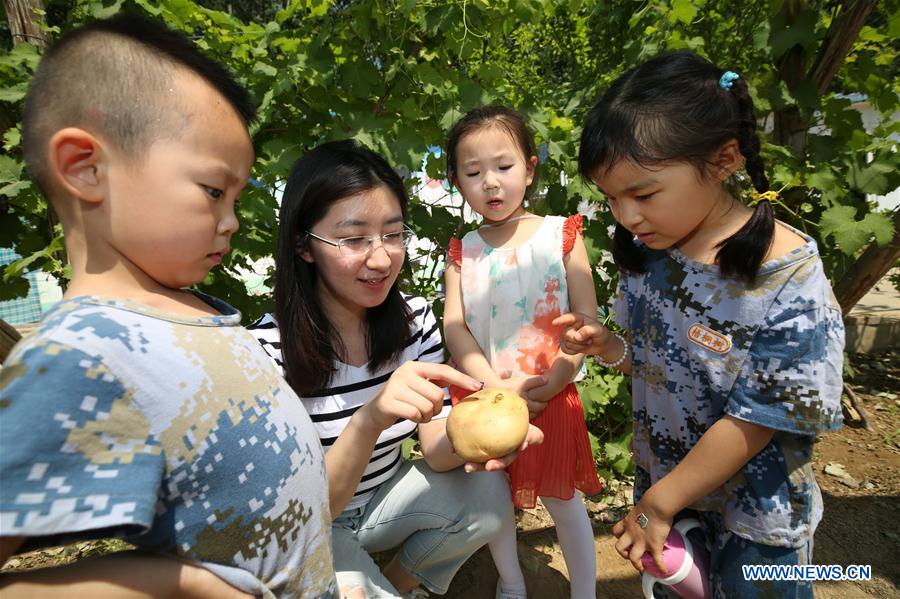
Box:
[462,423,544,473]
[359,361,482,433]
[612,493,672,575]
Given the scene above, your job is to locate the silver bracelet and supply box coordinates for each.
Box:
[596,333,629,369]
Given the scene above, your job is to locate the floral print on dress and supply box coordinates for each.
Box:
[450,215,582,380]
[448,214,601,508]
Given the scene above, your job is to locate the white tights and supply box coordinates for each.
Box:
[489,508,528,596]
[542,495,597,598]
[490,494,596,599]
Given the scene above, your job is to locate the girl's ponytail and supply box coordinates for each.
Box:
[715,77,776,285]
[716,200,775,285]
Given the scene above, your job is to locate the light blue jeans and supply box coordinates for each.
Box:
[332,459,512,597]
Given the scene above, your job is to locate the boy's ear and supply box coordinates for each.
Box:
[48,128,107,203]
[712,139,743,182]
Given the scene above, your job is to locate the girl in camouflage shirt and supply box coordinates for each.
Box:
[557,51,844,598]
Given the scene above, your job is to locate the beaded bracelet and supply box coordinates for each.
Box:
[596,332,629,369]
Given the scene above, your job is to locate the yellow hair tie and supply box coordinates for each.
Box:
[749,190,779,206]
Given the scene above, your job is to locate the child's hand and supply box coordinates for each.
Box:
[492,372,547,417]
[492,371,547,400]
[525,378,568,418]
[463,423,544,473]
[361,362,482,433]
[553,312,614,356]
[525,351,583,412]
[612,502,673,575]
[516,374,554,417]
[553,312,609,354]
[524,395,552,418]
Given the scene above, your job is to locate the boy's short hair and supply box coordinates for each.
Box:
[22,13,256,198]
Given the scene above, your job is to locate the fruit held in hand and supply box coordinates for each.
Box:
[446,388,529,462]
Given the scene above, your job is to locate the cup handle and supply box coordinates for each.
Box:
[642,573,658,599]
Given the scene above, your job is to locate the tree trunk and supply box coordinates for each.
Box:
[835,208,900,315]
[4,0,48,48]
[810,0,887,314]
[773,1,809,156]
[809,0,876,96]
[773,0,876,157]
[774,47,808,157]
[2,0,46,138]
[772,0,888,313]
[4,0,67,291]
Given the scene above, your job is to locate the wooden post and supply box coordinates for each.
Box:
[0,317,22,365]
[773,0,810,157]
[2,0,47,137]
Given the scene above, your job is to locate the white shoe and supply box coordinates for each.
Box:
[495,579,527,599]
[405,588,430,599]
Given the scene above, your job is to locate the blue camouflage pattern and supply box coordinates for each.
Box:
[615,228,844,548]
[647,504,814,599]
[0,294,336,598]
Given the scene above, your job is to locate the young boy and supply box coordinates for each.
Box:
[0,14,336,599]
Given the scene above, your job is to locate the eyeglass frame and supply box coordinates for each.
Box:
[304,225,414,256]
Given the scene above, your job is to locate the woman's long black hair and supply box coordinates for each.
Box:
[579,51,774,285]
[275,140,412,395]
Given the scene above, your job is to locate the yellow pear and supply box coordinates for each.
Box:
[446,388,529,462]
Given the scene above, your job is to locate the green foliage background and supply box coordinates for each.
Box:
[1,0,898,480]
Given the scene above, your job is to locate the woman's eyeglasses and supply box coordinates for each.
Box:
[305,226,413,257]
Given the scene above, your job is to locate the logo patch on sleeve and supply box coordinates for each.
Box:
[687,323,732,353]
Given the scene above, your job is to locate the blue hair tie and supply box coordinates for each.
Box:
[719,71,740,90]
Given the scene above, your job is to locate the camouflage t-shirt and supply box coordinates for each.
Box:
[613,230,844,548]
[0,294,336,598]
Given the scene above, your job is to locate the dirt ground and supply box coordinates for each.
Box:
[3,351,898,598]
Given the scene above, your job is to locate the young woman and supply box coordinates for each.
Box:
[249,140,542,599]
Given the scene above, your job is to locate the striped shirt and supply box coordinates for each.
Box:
[248,294,450,512]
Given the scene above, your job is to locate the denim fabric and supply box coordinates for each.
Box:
[332,460,512,596]
[704,509,814,599]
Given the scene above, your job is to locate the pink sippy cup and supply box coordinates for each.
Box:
[640,518,710,599]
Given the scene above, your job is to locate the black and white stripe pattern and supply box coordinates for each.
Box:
[248,294,450,511]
